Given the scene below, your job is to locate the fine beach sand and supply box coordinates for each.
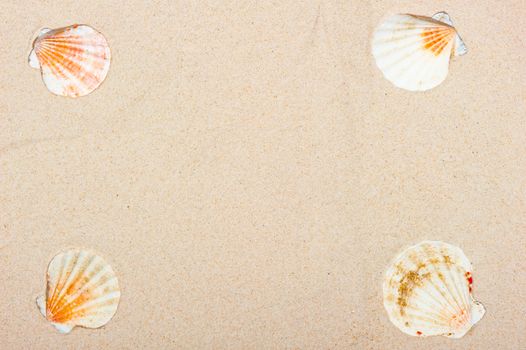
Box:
[1,1,525,349]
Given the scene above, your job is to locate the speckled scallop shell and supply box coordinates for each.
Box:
[36,249,120,333]
[383,241,485,338]
[28,24,111,97]
[372,12,467,91]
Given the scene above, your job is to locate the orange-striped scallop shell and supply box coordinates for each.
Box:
[372,12,467,91]
[36,249,120,333]
[28,24,111,97]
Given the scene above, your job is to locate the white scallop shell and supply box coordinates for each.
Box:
[372,12,467,91]
[383,241,485,338]
[28,24,111,97]
[36,249,120,333]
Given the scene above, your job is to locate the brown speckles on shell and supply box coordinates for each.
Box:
[395,265,433,315]
[383,241,485,338]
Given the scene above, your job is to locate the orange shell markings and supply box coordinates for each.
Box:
[37,249,120,334]
[29,24,111,98]
[421,26,456,56]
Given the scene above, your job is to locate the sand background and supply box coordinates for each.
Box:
[1,0,525,349]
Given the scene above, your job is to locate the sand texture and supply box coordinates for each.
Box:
[1,1,525,349]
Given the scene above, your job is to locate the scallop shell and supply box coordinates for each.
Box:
[36,249,120,333]
[28,24,111,97]
[372,12,467,91]
[383,241,485,338]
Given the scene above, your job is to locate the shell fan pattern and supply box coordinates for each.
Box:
[372,12,467,91]
[28,24,111,98]
[383,241,485,338]
[37,249,120,334]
